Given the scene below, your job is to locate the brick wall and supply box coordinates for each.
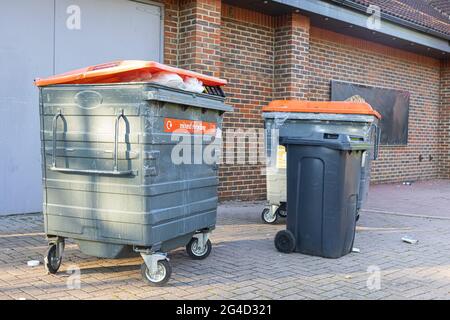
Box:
[274,14,310,100]
[178,0,222,77]
[308,27,442,183]
[440,60,450,179]
[218,5,274,200]
[161,0,180,67]
[159,0,448,199]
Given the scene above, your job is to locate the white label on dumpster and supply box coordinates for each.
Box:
[164,118,216,135]
[361,151,367,167]
[276,145,286,169]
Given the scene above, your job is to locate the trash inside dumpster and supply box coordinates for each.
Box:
[275,133,371,258]
[35,61,232,286]
[261,100,381,224]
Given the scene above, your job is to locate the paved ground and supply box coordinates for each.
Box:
[0,180,449,300]
[365,179,450,219]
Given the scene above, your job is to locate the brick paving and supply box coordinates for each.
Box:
[365,179,450,219]
[0,181,449,300]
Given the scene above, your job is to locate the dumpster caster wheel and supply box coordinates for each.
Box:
[275,206,287,218]
[44,243,62,274]
[261,208,277,224]
[141,260,172,287]
[274,230,296,253]
[186,238,212,260]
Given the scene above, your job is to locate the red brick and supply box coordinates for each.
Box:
[158,0,448,200]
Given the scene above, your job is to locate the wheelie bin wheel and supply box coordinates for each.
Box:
[186,238,212,260]
[261,208,277,224]
[141,259,172,286]
[44,243,62,274]
[274,230,296,253]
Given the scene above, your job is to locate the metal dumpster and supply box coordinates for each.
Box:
[275,133,370,258]
[35,61,232,286]
[261,100,381,224]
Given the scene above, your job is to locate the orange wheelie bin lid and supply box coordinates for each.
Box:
[34,60,227,87]
[263,100,381,119]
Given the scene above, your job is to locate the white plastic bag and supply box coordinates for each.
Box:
[150,72,206,93]
[122,70,153,82]
[183,77,205,93]
[149,71,185,89]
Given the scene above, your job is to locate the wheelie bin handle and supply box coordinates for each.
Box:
[50,109,136,176]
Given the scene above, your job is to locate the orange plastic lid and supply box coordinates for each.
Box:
[35,60,227,87]
[263,100,381,119]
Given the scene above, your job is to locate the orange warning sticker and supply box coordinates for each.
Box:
[164,118,216,135]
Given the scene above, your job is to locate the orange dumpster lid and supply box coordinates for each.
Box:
[34,60,227,87]
[262,100,381,119]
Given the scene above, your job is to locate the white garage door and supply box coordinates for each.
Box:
[0,0,163,215]
[55,0,162,73]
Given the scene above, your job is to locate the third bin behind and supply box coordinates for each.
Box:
[261,100,381,224]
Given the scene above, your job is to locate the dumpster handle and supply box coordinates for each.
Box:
[50,109,136,176]
[51,110,63,168]
[373,124,381,160]
[114,109,126,172]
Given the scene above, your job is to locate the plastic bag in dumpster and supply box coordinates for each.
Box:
[147,71,205,93]
[184,77,205,93]
[123,69,153,82]
[149,71,185,89]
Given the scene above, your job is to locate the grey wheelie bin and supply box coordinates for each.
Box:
[261,100,381,224]
[274,133,371,258]
[35,61,232,286]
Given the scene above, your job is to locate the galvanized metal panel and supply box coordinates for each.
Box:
[41,83,230,257]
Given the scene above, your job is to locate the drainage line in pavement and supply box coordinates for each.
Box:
[361,209,450,221]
